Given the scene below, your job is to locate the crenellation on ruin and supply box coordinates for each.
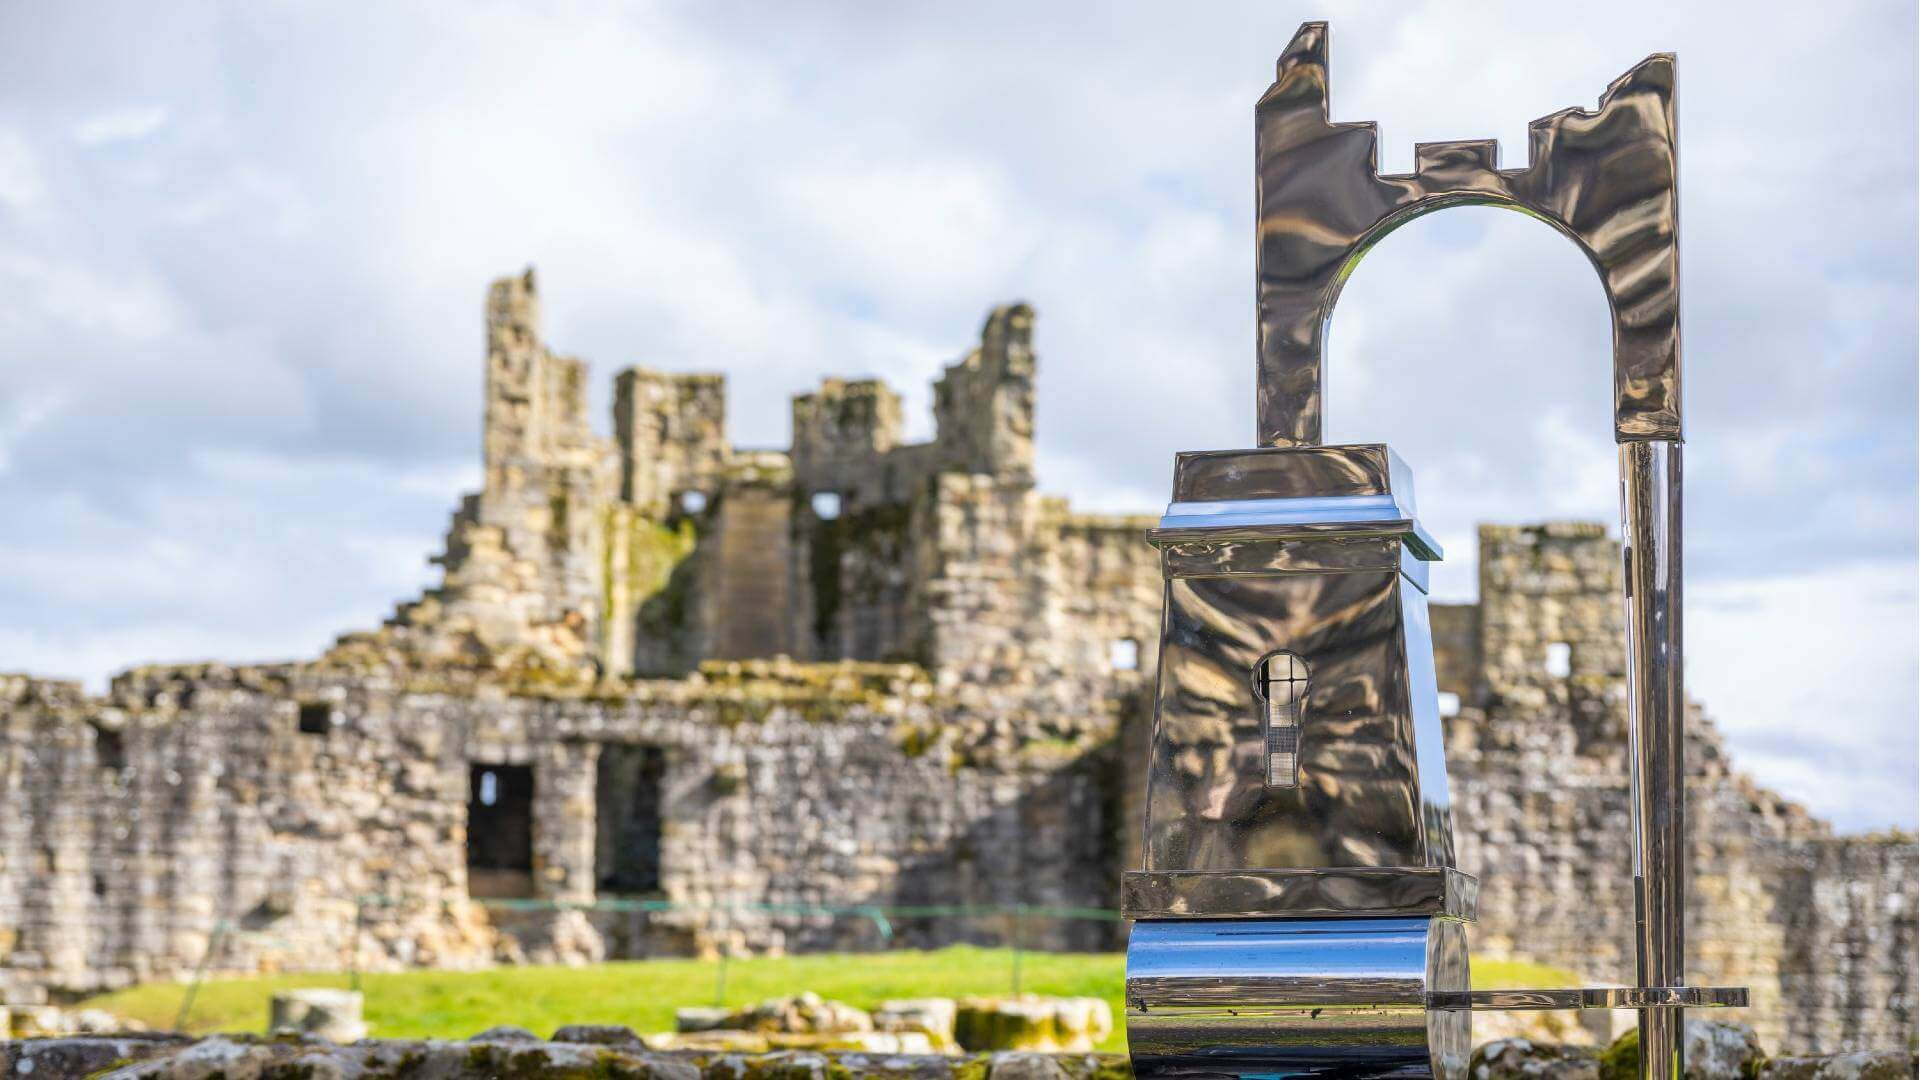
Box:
[0,273,1908,1055]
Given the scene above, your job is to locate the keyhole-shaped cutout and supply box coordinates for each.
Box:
[1253,651,1310,788]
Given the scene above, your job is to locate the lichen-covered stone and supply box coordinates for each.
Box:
[1595,1021,1769,1080]
[468,1024,542,1042]
[1759,1051,1920,1080]
[874,999,960,1053]
[269,989,366,1043]
[1471,1037,1601,1080]
[953,998,1111,1054]
[984,1052,1070,1080]
[2,1034,187,1078]
[550,1024,647,1048]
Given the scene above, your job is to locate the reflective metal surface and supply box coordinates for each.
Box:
[1620,439,1687,1078]
[1429,986,1747,1011]
[1127,918,1468,1080]
[1137,449,1453,879]
[1253,21,1682,447]
[1123,867,1480,921]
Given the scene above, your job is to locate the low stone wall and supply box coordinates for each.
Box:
[8,1033,1917,1080]
[4,1035,1131,1080]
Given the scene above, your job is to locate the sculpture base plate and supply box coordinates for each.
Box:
[1427,986,1747,1011]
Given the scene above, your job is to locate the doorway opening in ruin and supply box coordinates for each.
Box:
[596,745,665,895]
[466,763,535,898]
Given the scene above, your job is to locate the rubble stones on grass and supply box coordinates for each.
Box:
[467,1023,543,1041]
[1472,1037,1602,1080]
[268,988,367,1043]
[673,1020,938,1055]
[658,993,1111,1055]
[954,998,1112,1054]
[874,999,960,1053]
[658,992,943,1053]
[676,1007,734,1033]
[551,1023,648,1048]
[1758,1051,1920,1080]
[722,992,874,1035]
[9,1004,149,1038]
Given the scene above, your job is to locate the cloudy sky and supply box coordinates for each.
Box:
[0,2,1913,830]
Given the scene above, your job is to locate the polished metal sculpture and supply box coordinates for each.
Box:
[1123,22,1743,1080]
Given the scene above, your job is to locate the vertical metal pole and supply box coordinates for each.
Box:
[1619,441,1686,1080]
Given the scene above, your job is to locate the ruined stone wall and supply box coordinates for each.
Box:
[705,457,795,662]
[0,661,1122,1005]
[782,301,1158,687]
[613,369,728,517]
[1444,524,1917,1054]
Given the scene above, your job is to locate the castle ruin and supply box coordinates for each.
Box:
[0,271,1911,1053]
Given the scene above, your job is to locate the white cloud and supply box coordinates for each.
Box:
[73,105,170,147]
[0,390,63,473]
[1691,562,1919,832]
[0,127,44,210]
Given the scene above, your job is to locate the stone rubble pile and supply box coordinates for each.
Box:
[657,992,1109,1054]
[4,1004,148,1039]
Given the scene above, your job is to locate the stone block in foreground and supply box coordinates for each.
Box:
[267,987,367,1043]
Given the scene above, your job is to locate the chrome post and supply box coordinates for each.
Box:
[1620,440,1686,1079]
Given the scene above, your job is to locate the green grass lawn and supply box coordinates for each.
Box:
[80,948,1578,1053]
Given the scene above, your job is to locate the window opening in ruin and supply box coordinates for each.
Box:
[466,764,535,899]
[811,491,843,521]
[91,721,125,770]
[1253,651,1310,788]
[1437,691,1462,718]
[1109,638,1140,672]
[1544,642,1573,678]
[297,702,331,735]
[596,745,665,896]
[679,490,709,514]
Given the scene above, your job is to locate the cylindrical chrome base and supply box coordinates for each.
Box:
[1126,917,1469,1080]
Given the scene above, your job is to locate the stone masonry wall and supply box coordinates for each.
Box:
[1440,523,1917,1054]
[0,661,1122,1006]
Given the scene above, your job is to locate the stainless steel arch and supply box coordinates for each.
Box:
[1254,20,1681,448]
[1247,21,1702,1078]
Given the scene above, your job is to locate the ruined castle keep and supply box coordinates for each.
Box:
[0,271,1911,1054]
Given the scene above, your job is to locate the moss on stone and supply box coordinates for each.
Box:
[895,723,935,759]
[1598,1026,1636,1080]
[949,1054,991,1080]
